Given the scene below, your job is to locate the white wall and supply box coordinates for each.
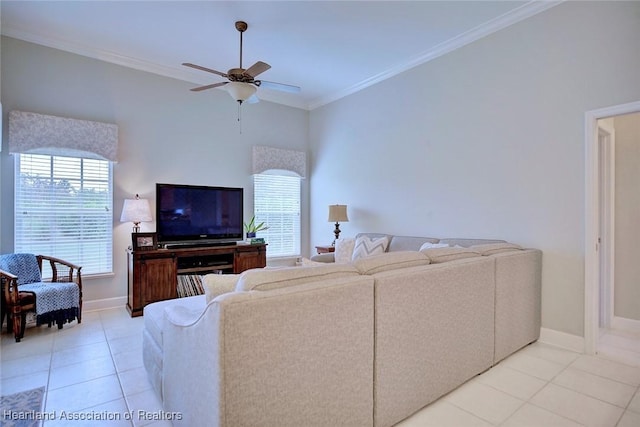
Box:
[1,37,309,306]
[614,113,640,321]
[309,1,640,337]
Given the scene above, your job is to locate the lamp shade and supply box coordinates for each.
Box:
[328,204,349,222]
[225,82,258,102]
[120,196,152,224]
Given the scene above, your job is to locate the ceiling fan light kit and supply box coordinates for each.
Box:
[183,20,300,107]
[225,82,257,103]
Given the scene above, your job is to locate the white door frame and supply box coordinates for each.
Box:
[584,100,640,355]
[597,121,615,330]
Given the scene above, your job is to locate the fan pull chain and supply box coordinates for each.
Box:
[237,102,243,134]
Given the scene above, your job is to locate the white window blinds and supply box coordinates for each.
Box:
[15,154,113,275]
[254,174,301,258]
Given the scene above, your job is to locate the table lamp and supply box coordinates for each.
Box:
[328,204,349,245]
[120,194,152,233]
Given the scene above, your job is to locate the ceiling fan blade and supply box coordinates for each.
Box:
[256,80,301,94]
[244,61,271,78]
[182,62,228,78]
[190,82,228,92]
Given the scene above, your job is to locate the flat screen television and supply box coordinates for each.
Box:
[156,183,244,245]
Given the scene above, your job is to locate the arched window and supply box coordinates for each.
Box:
[9,111,118,275]
[252,146,306,258]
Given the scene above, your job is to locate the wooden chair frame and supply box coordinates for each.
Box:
[0,255,83,342]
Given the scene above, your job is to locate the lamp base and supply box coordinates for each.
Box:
[332,222,341,246]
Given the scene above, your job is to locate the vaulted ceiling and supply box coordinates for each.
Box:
[1,1,559,110]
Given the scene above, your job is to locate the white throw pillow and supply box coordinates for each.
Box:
[334,237,356,264]
[419,242,450,251]
[202,274,240,303]
[352,236,390,260]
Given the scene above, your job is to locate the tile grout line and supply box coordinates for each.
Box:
[513,360,593,427]
[42,335,58,412]
[443,379,527,426]
[490,346,633,426]
[100,311,136,427]
[517,344,640,389]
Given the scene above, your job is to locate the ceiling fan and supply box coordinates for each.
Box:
[183,21,301,104]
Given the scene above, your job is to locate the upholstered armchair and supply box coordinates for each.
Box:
[0,254,82,342]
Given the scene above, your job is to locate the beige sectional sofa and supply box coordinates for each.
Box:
[142,234,542,427]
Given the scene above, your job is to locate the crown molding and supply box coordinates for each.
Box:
[1,25,310,110]
[3,1,561,112]
[2,25,193,84]
[308,0,563,110]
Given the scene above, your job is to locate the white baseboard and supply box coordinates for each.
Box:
[539,327,585,353]
[611,316,640,333]
[84,296,127,312]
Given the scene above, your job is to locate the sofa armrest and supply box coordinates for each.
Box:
[164,304,205,327]
[309,253,335,263]
[163,299,225,426]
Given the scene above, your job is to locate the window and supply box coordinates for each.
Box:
[15,153,113,275]
[253,173,301,257]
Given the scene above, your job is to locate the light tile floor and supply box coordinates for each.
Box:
[0,307,169,427]
[598,327,640,369]
[398,332,640,427]
[1,307,639,427]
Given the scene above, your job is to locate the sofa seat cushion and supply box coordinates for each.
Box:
[353,251,430,275]
[470,242,523,255]
[352,235,390,260]
[235,263,360,292]
[143,295,206,349]
[202,273,240,303]
[420,246,481,263]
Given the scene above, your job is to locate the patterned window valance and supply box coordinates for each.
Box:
[9,111,119,162]
[252,145,306,178]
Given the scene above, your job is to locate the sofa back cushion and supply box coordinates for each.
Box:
[419,242,450,250]
[420,246,481,263]
[203,273,240,303]
[353,251,430,275]
[235,263,360,292]
[438,238,506,248]
[388,236,440,252]
[470,242,522,256]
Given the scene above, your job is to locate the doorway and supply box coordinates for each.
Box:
[585,101,640,366]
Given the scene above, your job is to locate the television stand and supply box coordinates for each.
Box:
[126,243,266,317]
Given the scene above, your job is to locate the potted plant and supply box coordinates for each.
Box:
[244,216,268,239]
